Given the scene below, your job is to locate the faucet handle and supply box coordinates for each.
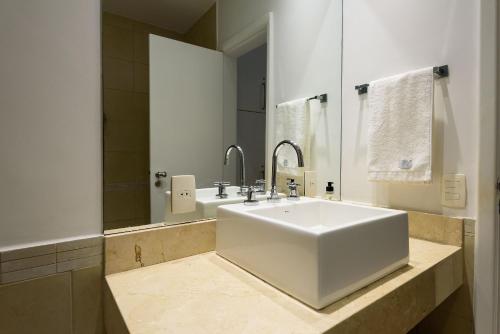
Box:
[244,187,258,205]
[214,181,230,199]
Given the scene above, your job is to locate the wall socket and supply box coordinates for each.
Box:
[441,174,466,208]
[171,175,196,214]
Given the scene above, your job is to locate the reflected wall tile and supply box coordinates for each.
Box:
[102,24,134,61]
[102,58,134,91]
[104,190,136,222]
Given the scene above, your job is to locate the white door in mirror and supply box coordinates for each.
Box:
[171,175,196,214]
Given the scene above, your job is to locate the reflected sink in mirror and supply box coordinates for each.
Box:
[165,186,282,224]
[216,198,409,309]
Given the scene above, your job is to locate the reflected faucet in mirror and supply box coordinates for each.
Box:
[268,140,304,202]
[224,145,247,196]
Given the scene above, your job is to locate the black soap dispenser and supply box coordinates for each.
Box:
[324,182,335,200]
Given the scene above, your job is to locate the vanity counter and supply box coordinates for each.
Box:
[105,238,462,334]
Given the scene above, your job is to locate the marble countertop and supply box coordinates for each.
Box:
[105,238,462,334]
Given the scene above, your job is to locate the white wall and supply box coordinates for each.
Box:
[218,0,343,197]
[342,0,479,218]
[0,0,102,248]
[219,0,479,218]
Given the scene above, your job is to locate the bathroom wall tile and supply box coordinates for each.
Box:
[104,190,136,222]
[408,211,463,246]
[134,151,150,183]
[103,89,136,122]
[0,272,72,334]
[133,63,149,93]
[0,253,55,273]
[104,222,166,235]
[104,120,145,152]
[57,235,103,252]
[102,12,134,31]
[57,254,103,273]
[132,20,183,40]
[134,188,150,219]
[159,220,216,262]
[105,220,215,274]
[103,24,134,61]
[72,265,104,334]
[102,58,134,91]
[0,263,56,284]
[104,219,138,232]
[104,151,138,183]
[134,30,149,64]
[133,92,149,124]
[57,245,102,262]
[0,243,56,262]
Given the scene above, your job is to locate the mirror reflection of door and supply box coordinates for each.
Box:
[149,36,224,224]
[236,45,267,185]
[102,1,218,231]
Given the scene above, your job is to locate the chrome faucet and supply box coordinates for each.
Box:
[268,140,304,202]
[224,145,247,195]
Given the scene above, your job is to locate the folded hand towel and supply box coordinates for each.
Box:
[274,98,312,171]
[367,67,434,183]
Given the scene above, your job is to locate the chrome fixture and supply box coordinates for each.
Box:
[287,179,300,200]
[224,145,247,195]
[254,179,266,194]
[214,181,230,199]
[268,140,304,202]
[244,187,259,206]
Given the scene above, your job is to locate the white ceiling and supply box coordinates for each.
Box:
[102,0,216,34]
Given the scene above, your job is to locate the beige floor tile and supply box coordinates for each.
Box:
[0,272,71,334]
[72,265,104,334]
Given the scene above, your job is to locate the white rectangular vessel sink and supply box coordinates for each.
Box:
[216,198,409,309]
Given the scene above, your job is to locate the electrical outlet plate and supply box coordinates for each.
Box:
[171,175,196,214]
[304,171,317,197]
[441,174,466,208]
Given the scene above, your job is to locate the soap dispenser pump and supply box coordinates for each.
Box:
[324,182,335,200]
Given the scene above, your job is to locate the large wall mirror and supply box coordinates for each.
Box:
[102,0,342,233]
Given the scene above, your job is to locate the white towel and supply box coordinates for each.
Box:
[274,98,313,171]
[367,67,434,183]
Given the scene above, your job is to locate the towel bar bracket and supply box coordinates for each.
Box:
[355,84,369,95]
[355,65,449,95]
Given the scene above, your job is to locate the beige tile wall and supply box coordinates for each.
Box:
[0,266,103,334]
[102,8,217,231]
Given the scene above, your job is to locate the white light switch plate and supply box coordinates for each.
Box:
[304,171,317,197]
[171,175,196,214]
[441,174,466,208]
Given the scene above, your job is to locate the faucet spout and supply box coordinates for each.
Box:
[224,145,247,195]
[268,140,304,202]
